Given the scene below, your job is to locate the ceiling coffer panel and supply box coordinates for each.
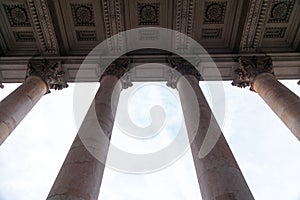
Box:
[0,0,39,55]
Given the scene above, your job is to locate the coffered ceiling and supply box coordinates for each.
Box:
[0,0,299,82]
[0,0,299,56]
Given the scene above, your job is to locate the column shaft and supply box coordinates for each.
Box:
[252,73,300,140]
[47,75,122,200]
[177,75,254,200]
[0,76,48,144]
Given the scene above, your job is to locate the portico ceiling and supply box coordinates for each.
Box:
[0,0,299,82]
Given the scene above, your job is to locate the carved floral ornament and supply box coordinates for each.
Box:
[167,58,201,89]
[138,3,160,25]
[232,56,274,91]
[100,59,133,89]
[269,1,294,23]
[204,1,227,24]
[26,60,68,93]
[71,3,95,26]
[3,4,31,27]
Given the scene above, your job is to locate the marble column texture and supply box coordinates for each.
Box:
[232,56,300,141]
[0,60,67,145]
[47,60,129,200]
[168,59,254,200]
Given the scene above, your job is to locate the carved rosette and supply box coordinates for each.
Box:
[26,60,68,93]
[167,58,201,89]
[101,59,132,89]
[232,56,274,91]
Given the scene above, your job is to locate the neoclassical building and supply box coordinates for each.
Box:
[0,0,299,200]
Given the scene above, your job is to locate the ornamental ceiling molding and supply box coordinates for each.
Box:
[240,0,272,52]
[27,0,59,55]
[102,0,125,52]
[175,0,195,50]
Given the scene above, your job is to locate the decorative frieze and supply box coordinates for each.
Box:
[27,0,59,55]
[232,56,274,90]
[26,60,68,92]
[204,1,227,24]
[268,0,294,23]
[71,3,95,26]
[3,4,31,27]
[138,3,160,25]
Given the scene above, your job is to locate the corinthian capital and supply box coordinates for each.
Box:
[101,59,132,88]
[167,58,201,89]
[232,56,274,90]
[26,60,68,93]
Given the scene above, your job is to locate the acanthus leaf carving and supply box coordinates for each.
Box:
[101,59,131,82]
[26,60,68,93]
[167,58,201,88]
[232,56,274,91]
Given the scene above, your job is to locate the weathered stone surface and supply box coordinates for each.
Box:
[253,73,300,140]
[0,76,47,145]
[177,74,254,200]
[47,72,123,200]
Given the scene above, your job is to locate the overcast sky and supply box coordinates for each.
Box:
[0,80,299,200]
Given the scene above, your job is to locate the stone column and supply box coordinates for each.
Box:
[47,60,130,200]
[232,56,300,140]
[0,60,67,145]
[168,59,254,200]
